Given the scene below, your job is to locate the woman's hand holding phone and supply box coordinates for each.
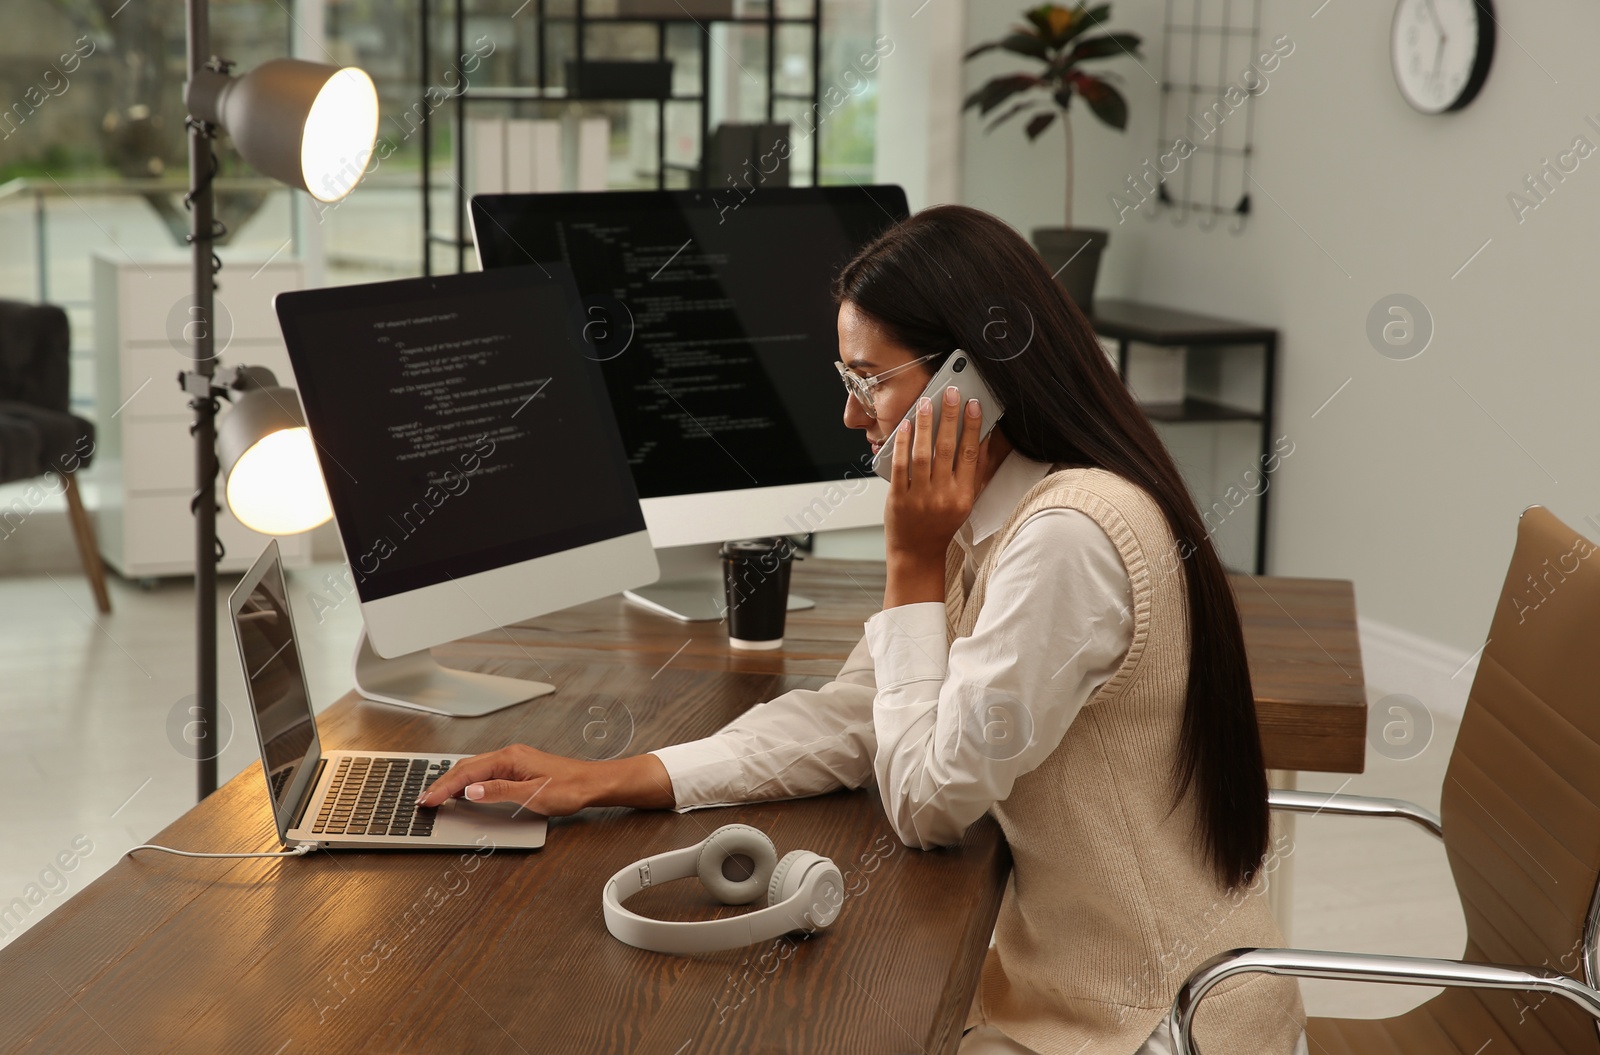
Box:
[882,385,989,609]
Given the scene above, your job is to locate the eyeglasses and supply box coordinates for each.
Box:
[834,352,944,419]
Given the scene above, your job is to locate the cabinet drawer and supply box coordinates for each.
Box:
[116,339,299,414]
[118,492,310,575]
[121,418,193,492]
[213,265,303,343]
[118,262,302,349]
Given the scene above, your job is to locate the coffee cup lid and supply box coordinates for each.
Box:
[719,537,788,559]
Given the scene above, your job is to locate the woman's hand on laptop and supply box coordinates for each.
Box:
[415,745,675,814]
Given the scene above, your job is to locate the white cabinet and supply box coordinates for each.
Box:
[91,254,311,578]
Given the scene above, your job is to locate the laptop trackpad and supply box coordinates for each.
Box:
[436,798,548,849]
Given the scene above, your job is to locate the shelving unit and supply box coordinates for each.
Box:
[419,0,825,275]
[1089,298,1280,575]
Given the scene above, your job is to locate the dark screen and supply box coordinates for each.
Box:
[471,186,909,499]
[275,265,647,602]
[235,550,317,833]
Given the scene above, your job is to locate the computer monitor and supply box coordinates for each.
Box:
[470,185,907,620]
[273,264,660,717]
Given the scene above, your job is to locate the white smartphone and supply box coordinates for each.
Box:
[871,349,1006,481]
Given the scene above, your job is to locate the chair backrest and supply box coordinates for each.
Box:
[1441,504,1600,1049]
[0,300,72,412]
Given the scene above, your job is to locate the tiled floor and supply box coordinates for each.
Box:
[0,562,1466,1023]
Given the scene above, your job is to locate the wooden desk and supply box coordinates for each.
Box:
[0,559,1364,1055]
[438,558,1368,774]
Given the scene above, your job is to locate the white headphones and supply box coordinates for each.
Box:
[602,824,846,955]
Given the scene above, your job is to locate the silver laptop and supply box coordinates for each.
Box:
[229,539,547,851]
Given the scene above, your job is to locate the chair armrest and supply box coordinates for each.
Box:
[1269,788,1443,839]
[1169,947,1600,1055]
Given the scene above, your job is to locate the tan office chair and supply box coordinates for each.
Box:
[1170,504,1600,1054]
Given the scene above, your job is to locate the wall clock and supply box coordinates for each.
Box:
[1391,0,1496,113]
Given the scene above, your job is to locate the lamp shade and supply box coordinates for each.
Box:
[218,384,334,536]
[189,58,379,203]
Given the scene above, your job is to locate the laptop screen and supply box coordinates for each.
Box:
[232,541,320,838]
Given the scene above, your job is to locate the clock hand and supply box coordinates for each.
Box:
[1422,0,1448,82]
[1423,0,1446,36]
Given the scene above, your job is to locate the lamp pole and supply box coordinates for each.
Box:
[184,0,222,800]
[179,11,369,800]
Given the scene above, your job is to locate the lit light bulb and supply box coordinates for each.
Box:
[301,67,379,203]
[226,427,334,536]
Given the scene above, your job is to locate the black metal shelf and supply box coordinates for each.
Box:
[454,87,570,101]
[419,0,824,275]
[460,87,710,102]
[1138,397,1264,425]
[1088,298,1280,575]
[537,14,820,24]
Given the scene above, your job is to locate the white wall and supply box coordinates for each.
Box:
[962,1,1600,655]
[875,0,967,210]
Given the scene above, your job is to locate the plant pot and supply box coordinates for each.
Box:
[1032,227,1108,312]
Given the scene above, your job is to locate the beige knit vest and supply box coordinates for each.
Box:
[953,466,1305,1055]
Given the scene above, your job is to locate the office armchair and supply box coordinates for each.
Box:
[1171,504,1600,1055]
[0,300,109,613]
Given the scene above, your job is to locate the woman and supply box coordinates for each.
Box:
[417,204,1307,1055]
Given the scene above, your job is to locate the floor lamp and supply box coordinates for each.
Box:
[181,0,377,799]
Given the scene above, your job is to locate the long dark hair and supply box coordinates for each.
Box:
[833,204,1269,889]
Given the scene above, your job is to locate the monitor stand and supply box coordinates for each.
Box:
[623,542,816,622]
[352,628,555,718]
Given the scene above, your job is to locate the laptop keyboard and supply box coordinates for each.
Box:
[311,757,450,838]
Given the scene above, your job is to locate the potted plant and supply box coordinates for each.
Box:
[964,2,1142,310]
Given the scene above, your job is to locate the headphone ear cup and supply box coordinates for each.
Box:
[767,849,819,908]
[768,851,846,930]
[696,824,778,905]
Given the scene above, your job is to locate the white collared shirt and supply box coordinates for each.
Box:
[648,450,1134,849]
